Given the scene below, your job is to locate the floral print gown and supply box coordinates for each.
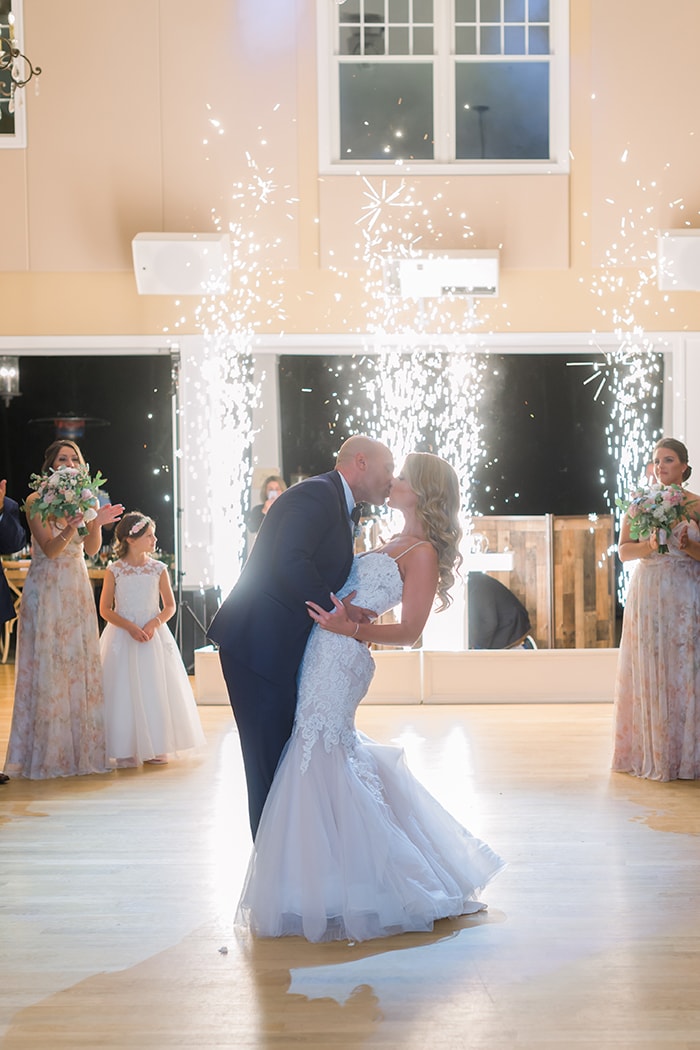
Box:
[613,519,700,780]
[5,530,109,779]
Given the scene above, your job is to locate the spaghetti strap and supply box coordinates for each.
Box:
[394,540,431,561]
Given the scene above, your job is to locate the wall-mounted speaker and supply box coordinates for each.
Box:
[132,233,231,295]
[657,230,700,291]
[383,250,500,299]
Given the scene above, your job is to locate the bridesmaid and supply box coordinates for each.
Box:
[4,440,123,779]
[612,437,700,780]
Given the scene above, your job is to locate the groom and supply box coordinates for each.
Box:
[208,435,394,837]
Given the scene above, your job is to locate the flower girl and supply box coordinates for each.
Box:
[99,512,205,767]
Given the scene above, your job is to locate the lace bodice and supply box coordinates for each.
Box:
[295,553,406,782]
[337,550,405,612]
[108,558,167,627]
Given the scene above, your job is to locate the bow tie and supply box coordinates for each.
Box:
[350,504,363,526]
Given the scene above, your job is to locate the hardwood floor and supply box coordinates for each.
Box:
[1,662,699,1049]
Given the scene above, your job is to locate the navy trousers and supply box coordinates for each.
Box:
[218,648,298,839]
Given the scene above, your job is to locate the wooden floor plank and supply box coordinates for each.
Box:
[1,663,699,1049]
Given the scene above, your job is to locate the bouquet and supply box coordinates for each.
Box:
[615,483,690,554]
[24,466,107,536]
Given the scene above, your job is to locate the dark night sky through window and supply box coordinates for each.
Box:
[1,356,174,555]
[279,353,664,515]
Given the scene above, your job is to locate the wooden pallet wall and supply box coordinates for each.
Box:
[470,515,615,649]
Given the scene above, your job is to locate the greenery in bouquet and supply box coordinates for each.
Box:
[24,466,107,536]
[615,482,691,553]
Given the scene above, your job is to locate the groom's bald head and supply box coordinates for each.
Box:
[335,436,394,507]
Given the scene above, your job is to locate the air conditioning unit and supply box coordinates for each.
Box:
[384,250,500,299]
[132,233,231,295]
[657,230,700,291]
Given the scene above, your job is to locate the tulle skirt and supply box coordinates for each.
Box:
[237,729,506,943]
[101,623,205,764]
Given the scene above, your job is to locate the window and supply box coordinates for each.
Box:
[277,350,661,519]
[317,0,569,174]
[0,0,33,148]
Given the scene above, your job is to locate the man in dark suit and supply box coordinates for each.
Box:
[0,478,27,784]
[208,435,394,837]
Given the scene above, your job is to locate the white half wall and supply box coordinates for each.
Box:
[193,646,618,705]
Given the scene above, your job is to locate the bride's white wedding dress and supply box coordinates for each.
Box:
[236,550,506,943]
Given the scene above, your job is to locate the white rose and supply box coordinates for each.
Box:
[83,507,98,523]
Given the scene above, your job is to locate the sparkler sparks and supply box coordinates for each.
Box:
[181,95,677,619]
[355,177,416,232]
[584,168,671,602]
[327,176,490,528]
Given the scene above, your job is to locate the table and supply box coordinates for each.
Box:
[1,560,107,662]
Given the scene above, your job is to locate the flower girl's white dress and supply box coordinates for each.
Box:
[237,551,506,943]
[100,558,205,764]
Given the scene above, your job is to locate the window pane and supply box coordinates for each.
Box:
[413,0,433,21]
[455,61,549,159]
[529,0,549,20]
[480,26,501,54]
[338,0,361,20]
[363,24,386,55]
[388,26,410,54]
[480,0,501,23]
[338,15,386,56]
[528,25,549,55]
[339,62,434,160]
[365,0,386,19]
[388,0,409,22]
[455,25,477,54]
[504,0,525,21]
[504,25,525,54]
[0,15,17,137]
[339,26,364,56]
[413,27,433,53]
[455,0,476,19]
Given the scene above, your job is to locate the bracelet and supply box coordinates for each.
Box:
[353,622,360,637]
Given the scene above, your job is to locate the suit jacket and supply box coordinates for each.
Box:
[208,470,354,685]
[0,497,27,625]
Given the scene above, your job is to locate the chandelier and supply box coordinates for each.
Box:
[0,356,21,408]
[0,9,41,114]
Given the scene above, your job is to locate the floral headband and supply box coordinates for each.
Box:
[128,518,150,536]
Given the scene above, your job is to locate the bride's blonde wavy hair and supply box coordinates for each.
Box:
[403,452,463,612]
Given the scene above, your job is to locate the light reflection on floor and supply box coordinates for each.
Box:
[3,699,700,1047]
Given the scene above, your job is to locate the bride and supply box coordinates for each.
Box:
[236,452,505,943]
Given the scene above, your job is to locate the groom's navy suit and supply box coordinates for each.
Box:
[0,496,26,625]
[208,470,355,837]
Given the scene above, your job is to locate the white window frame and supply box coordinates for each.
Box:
[0,0,29,149]
[317,0,569,176]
